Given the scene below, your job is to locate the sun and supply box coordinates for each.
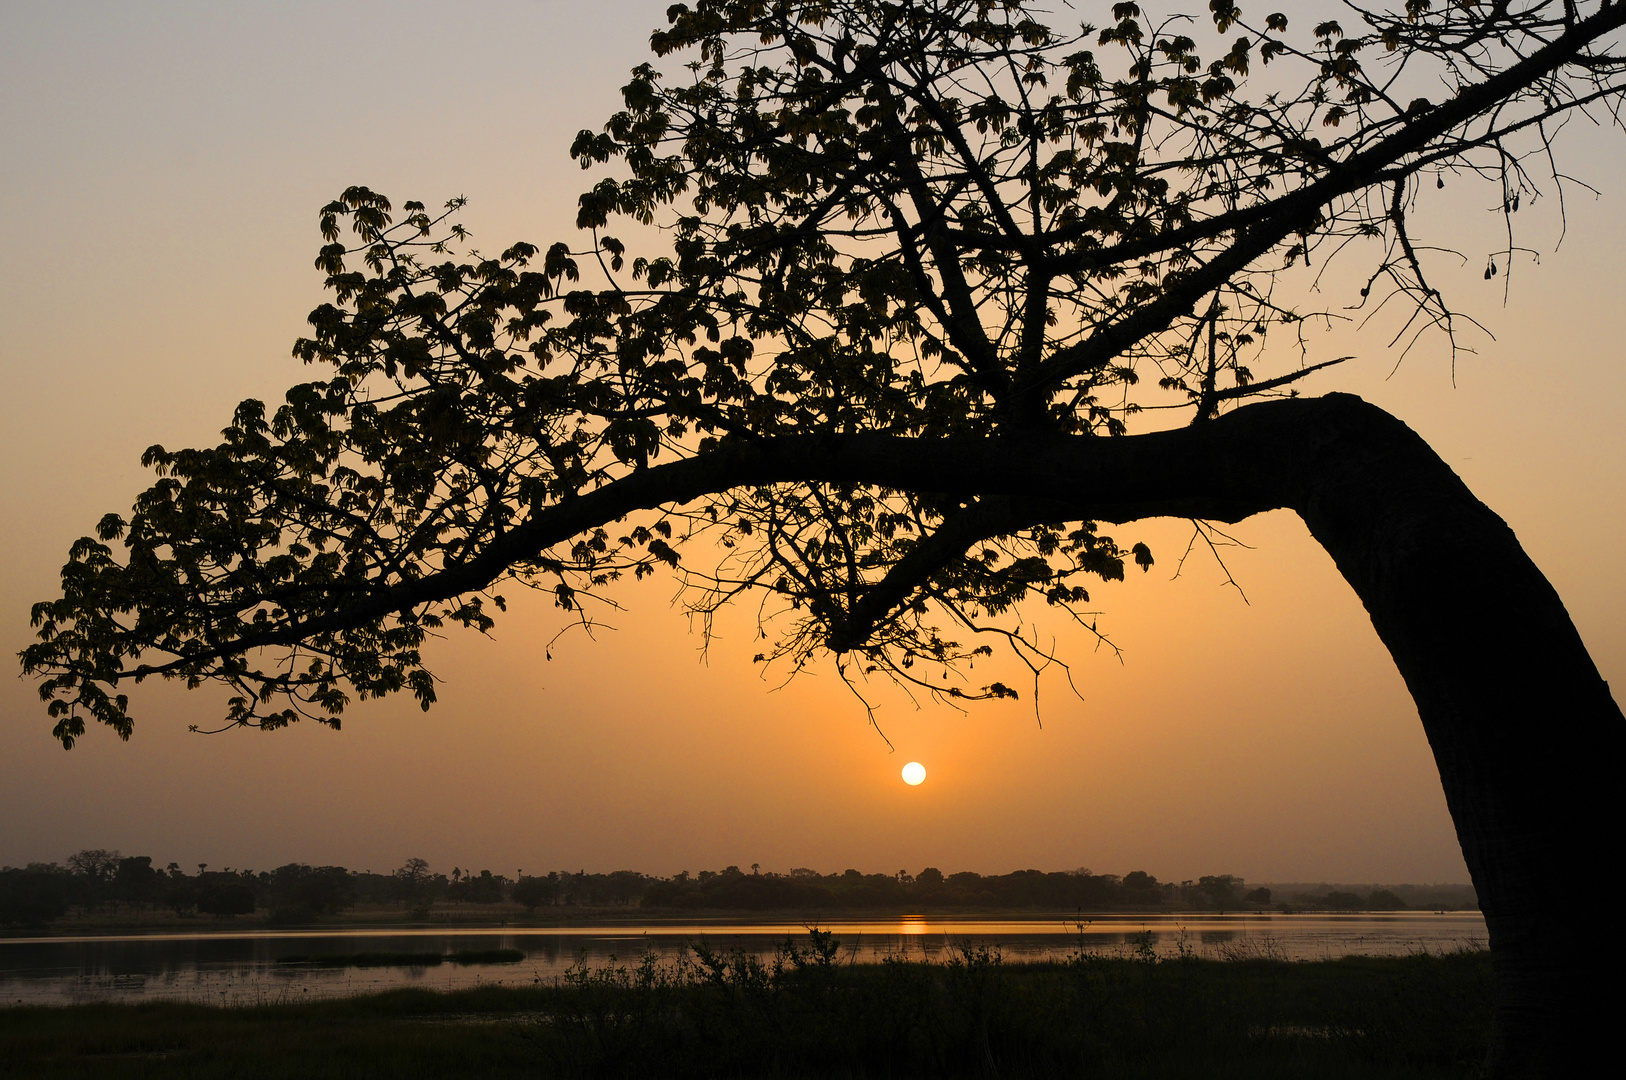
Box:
[901,761,926,786]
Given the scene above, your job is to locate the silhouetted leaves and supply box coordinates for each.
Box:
[23,1,1626,740]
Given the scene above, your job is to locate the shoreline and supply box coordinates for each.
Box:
[1,906,1485,943]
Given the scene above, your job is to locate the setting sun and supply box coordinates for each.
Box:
[901,762,926,786]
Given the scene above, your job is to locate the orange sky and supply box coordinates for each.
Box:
[2,1,1621,884]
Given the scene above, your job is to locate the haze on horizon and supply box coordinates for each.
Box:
[3,0,1622,886]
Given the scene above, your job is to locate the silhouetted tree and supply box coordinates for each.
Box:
[1367,888,1407,910]
[1197,874,1243,909]
[65,849,119,886]
[392,857,434,904]
[114,856,160,909]
[21,2,1626,1072]
[1121,871,1163,907]
[162,871,198,916]
[512,873,560,911]
[0,865,72,929]
[196,880,256,917]
[267,864,356,918]
[449,869,507,904]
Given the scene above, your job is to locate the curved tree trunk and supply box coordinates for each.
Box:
[997,393,1619,1076]
[1251,397,1620,1077]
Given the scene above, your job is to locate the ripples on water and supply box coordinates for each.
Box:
[0,913,1487,1007]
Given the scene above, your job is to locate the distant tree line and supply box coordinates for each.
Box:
[635,867,1408,913]
[0,853,1478,930]
[0,850,522,928]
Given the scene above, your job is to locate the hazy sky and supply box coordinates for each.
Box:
[3,1,1622,885]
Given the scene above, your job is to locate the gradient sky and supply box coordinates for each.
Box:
[3,1,1622,885]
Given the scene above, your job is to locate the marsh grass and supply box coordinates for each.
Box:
[0,938,1492,1079]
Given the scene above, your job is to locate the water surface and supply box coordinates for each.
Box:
[0,912,1487,1007]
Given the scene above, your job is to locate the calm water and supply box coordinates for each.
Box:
[0,913,1486,1007]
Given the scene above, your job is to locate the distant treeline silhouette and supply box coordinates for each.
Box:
[0,851,510,928]
[0,851,1477,930]
[632,866,1450,913]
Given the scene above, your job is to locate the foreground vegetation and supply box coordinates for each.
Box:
[0,945,1492,1079]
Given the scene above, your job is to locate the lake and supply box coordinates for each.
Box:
[0,912,1487,1007]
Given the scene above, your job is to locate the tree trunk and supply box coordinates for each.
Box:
[1246,396,1621,1077]
[975,393,1620,1076]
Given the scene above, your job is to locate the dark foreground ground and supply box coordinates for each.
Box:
[0,947,1492,1079]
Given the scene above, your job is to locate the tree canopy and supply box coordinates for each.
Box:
[21,0,1625,746]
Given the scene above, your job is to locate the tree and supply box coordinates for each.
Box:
[19,1,1625,1072]
[66,849,120,886]
[114,855,160,909]
[196,880,256,917]
[0,865,73,929]
[394,858,432,890]
[1120,870,1163,907]
[452,869,506,904]
[513,873,561,911]
[1367,888,1407,910]
[268,864,357,918]
[392,857,437,908]
[1196,874,1242,909]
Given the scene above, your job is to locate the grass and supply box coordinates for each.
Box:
[0,941,1492,1079]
